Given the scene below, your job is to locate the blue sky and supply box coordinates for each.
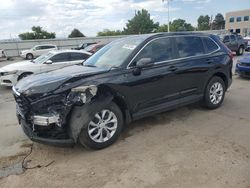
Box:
[0,0,249,39]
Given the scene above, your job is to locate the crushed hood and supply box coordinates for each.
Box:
[15,65,109,95]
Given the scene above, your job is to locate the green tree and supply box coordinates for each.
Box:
[156,24,169,32]
[18,26,56,40]
[123,9,159,34]
[197,15,210,31]
[97,29,123,36]
[170,19,194,32]
[212,13,225,30]
[68,28,85,38]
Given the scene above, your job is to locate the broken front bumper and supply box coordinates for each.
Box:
[18,116,74,147]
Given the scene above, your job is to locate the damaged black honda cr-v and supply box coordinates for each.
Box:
[13,33,233,149]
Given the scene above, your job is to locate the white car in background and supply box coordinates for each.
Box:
[20,44,58,59]
[0,50,91,86]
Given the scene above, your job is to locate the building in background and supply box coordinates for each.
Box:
[225,9,250,37]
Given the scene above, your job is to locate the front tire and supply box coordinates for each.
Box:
[203,76,225,109]
[26,53,33,60]
[78,102,124,150]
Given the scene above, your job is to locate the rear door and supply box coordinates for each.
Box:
[223,36,232,50]
[172,36,211,100]
[230,35,238,51]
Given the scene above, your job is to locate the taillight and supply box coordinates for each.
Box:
[220,41,233,59]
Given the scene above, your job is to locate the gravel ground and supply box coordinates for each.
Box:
[0,55,250,188]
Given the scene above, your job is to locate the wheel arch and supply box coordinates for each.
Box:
[96,84,132,124]
[17,71,33,81]
[212,72,228,89]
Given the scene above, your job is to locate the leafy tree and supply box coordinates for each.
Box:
[170,19,194,32]
[97,29,123,36]
[19,26,56,40]
[156,24,169,32]
[197,15,210,31]
[68,28,85,38]
[123,9,159,34]
[157,19,194,32]
[212,13,225,30]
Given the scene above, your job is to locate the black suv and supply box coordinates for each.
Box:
[13,33,233,149]
[221,34,247,56]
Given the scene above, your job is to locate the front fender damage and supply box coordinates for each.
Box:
[68,94,113,142]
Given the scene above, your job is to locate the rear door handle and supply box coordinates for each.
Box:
[168,66,177,72]
[206,59,214,64]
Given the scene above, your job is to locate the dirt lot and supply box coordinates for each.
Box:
[0,55,250,188]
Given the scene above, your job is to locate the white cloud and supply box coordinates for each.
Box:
[0,0,182,39]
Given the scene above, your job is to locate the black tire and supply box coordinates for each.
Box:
[18,72,32,81]
[236,46,244,56]
[203,76,226,109]
[26,53,33,60]
[78,102,124,150]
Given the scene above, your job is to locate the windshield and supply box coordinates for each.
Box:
[84,36,146,68]
[32,52,54,64]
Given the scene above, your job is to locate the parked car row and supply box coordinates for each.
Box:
[236,53,250,77]
[0,50,91,86]
[10,33,234,150]
[220,33,247,56]
[19,42,107,60]
[20,44,58,60]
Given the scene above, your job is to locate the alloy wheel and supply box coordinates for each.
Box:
[88,109,118,143]
[209,82,224,105]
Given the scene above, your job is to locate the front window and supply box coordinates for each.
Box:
[84,36,147,68]
[32,52,54,64]
[237,17,242,22]
[133,37,175,65]
[229,17,234,23]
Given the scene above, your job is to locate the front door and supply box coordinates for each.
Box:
[40,53,71,72]
[121,37,182,116]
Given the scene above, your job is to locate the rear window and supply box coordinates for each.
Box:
[70,52,90,61]
[203,37,219,53]
[175,36,205,58]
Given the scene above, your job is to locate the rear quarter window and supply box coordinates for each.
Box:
[203,37,219,53]
[175,36,205,58]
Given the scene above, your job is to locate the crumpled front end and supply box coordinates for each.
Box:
[13,85,98,147]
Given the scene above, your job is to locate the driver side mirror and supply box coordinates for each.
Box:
[44,60,53,64]
[136,58,154,68]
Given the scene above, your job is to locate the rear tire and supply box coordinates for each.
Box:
[203,76,225,109]
[78,102,124,150]
[236,46,244,56]
[26,53,33,60]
